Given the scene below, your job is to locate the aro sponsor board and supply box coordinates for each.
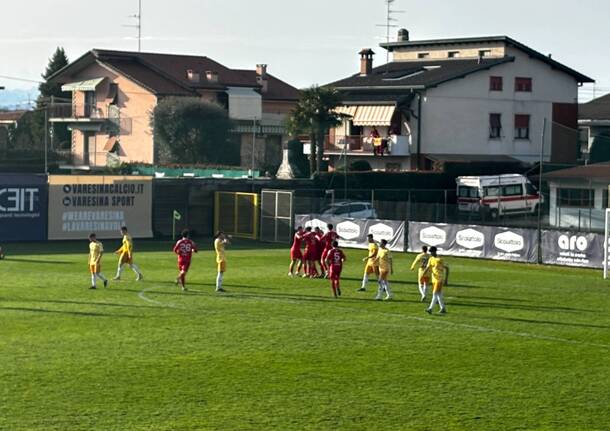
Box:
[369,223,394,241]
[455,228,485,250]
[419,226,446,247]
[494,231,525,253]
[558,234,588,252]
[337,220,360,240]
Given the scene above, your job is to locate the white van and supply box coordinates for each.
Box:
[456,174,542,219]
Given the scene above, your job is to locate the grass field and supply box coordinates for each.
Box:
[0,239,609,431]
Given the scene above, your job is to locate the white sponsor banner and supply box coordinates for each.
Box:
[296,214,405,251]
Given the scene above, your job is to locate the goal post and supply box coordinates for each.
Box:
[604,208,610,279]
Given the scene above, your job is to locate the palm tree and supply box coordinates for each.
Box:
[287,86,346,176]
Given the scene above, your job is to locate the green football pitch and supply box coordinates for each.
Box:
[1,240,609,431]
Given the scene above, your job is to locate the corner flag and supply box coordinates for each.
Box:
[173,210,182,221]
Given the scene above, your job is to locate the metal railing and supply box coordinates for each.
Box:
[49,103,113,120]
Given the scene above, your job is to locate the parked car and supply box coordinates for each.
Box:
[321,201,378,219]
[457,174,543,220]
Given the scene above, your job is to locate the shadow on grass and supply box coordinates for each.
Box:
[3,257,73,265]
[0,306,138,318]
[450,299,595,314]
[23,298,161,310]
[468,314,610,330]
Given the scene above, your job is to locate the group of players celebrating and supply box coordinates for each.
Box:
[289,223,449,313]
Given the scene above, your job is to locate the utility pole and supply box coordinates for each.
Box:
[537,118,547,264]
[124,0,142,51]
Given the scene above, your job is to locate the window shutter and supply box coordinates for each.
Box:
[515,114,530,128]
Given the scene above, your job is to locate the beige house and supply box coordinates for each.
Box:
[48,49,300,170]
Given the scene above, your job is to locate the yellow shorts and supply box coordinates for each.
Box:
[432,278,444,294]
[217,260,226,273]
[89,263,101,274]
[119,254,132,265]
[364,262,379,275]
[379,269,390,281]
[418,269,430,284]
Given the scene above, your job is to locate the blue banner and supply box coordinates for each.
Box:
[0,174,47,241]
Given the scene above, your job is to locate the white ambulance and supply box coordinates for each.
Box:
[456,174,542,219]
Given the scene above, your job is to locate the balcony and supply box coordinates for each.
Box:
[324,134,411,156]
[49,103,121,132]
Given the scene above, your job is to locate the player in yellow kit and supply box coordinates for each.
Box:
[424,246,449,314]
[88,233,108,289]
[357,234,379,292]
[214,231,231,292]
[113,226,143,281]
[374,239,393,301]
[410,245,431,302]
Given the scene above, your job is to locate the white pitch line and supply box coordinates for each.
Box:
[137,286,610,350]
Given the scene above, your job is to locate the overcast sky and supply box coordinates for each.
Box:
[1,0,608,101]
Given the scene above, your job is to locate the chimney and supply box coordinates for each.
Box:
[186,69,200,83]
[256,64,268,78]
[397,28,410,42]
[256,64,269,93]
[205,70,219,83]
[359,49,375,76]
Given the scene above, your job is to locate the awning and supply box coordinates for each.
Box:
[103,136,118,151]
[334,105,358,117]
[61,77,105,92]
[227,87,262,121]
[352,105,395,126]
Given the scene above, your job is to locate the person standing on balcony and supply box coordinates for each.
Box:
[370,126,381,156]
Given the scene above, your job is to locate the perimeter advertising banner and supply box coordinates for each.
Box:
[295,214,405,251]
[0,174,47,241]
[407,222,538,263]
[48,175,153,240]
[541,229,604,268]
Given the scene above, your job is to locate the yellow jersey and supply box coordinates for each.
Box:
[366,242,379,263]
[426,256,447,282]
[89,241,104,265]
[376,247,392,272]
[214,238,226,263]
[118,234,133,256]
[410,252,430,272]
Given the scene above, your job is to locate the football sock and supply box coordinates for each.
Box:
[429,293,438,310]
[130,263,141,275]
[116,264,124,277]
[422,283,428,296]
[97,273,107,282]
[91,274,96,287]
[361,273,369,289]
[376,281,384,298]
[179,273,186,286]
[216,272,223,289]
[437,293,445,309]
[384,281,392,298]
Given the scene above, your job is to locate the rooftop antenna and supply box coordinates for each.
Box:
[124,0,142,51]
[376,0,404,72]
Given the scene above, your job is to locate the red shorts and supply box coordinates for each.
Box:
[178,257,191,273]
[329,264,342,280]
[290,248,303,260]
[303,247,314,261]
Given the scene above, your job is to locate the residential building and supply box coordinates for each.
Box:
[324,31,593,172]
[47,49,299,170]
[544,163,610,231]
[0,110,28,153]
[579,93,610,161]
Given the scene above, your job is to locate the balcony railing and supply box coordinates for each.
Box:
[49,103,116,120]
[325,134,411,156]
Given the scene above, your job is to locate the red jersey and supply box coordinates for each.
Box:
[303,231,317,249]
[291,232,304,250]
[321,230,339,250]
[327,247,345,268]
[173,238,197,259]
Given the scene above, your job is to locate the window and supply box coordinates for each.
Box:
[479,49,492,58]
[458,186,479,198]
[489,113,502,139]
[525,183,538,196]
[557,188,594,208]
[448,51,460,58]
[515,77,532,92]
[490,76,503,91]
[514,114,530,140]
[484,186,500,197]
[418,52,430,59]
[502,184,523,197]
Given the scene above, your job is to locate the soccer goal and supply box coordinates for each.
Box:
[604,208,610,279]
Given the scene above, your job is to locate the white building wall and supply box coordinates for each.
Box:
[418,50,578,163]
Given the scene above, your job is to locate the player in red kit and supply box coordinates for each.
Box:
[325,240,346,298]
[302,227,319,278]
[173,229,198,291]
[288,226,305,277]
[314,227,325,277]
[320,224,341,277]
